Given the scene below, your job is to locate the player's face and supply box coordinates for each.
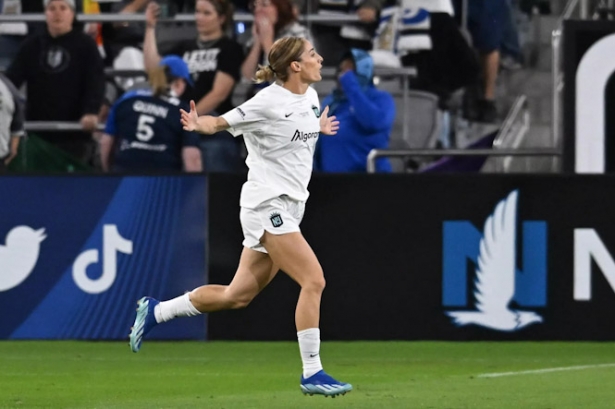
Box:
[45,0,74,35]
[297,41,323,84]
[195,0,224,36]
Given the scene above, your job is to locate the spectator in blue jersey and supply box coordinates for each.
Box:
[314,49,394,173]
[99,55,202,173]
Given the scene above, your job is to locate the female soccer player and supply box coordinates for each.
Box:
[129,36,352,398]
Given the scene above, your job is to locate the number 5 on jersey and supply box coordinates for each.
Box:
[136,114,155,141]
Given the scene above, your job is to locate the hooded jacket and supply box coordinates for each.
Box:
[6,28,104,122]
[315,49,394,173]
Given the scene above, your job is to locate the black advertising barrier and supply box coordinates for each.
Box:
[208,174,615,341]
[563,20,615,173]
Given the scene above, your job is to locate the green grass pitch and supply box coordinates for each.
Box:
[2,341,615,408]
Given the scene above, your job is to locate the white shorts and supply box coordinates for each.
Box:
[240,195,306,253]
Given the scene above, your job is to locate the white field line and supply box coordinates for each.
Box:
[478,363,615,378]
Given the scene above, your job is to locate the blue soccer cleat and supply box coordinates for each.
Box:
[129,296,159,353]
[300,370,352,397]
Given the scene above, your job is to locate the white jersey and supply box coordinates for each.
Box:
[222,83,321,209]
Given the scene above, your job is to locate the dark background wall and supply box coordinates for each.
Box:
[208,174,615,341]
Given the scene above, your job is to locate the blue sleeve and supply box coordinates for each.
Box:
[339,71,396,133]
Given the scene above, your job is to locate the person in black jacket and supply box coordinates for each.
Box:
[6,0,105,165]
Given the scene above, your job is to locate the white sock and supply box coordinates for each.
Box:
[154,292,201,323]
[298,328,323,378]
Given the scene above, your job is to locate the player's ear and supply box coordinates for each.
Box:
[290,60,301,72]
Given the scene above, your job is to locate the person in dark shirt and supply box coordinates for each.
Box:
[144,0,244,116]
[100,55,202,173]
[5,0,105,164]
[143,0,245,172]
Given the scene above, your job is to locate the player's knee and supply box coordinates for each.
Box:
[303,275,326,293]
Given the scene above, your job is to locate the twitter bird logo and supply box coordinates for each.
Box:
[0,226,47,292]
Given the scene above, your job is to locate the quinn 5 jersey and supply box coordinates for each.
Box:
[222,83,321,209]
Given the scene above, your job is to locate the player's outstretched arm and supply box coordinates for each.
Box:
[180,100,230,135]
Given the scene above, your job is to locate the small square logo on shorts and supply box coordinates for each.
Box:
[270,212,283,228]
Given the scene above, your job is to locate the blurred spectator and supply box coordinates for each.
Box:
[314,49,394,173]
[453,0,514,122]
[100,55,202,172]
[98,0,150,67]
[500,0,523,71]
[395,2,479,108]
[143,0,245,172]
[520,0,550,15]
[0,0,28,71]
[371,1,478,148]
[21,0,47,37]
[304,0,385,66]
[0,73,25,172]
[240,0,312,81]
[5,0,105,164]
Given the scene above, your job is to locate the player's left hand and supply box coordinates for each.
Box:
[180,100,199,132]
[319,106,339,135]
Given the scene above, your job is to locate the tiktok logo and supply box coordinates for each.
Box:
[72,225,133,294]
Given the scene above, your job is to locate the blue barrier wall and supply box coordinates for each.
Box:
[0,175,207,340]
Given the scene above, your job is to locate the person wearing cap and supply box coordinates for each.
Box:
[314,48,394,172]
[99,55,202,172]
[5,0,105,165]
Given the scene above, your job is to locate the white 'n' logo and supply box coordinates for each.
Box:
[446,191,543,331]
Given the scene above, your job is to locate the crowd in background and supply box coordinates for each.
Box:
[0,0,550,174]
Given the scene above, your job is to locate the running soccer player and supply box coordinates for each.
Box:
[129,36,351,398]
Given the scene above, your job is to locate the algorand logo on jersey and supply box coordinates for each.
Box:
[291,130,319,142]
[0,226,46,292]
[442,190,548,332]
